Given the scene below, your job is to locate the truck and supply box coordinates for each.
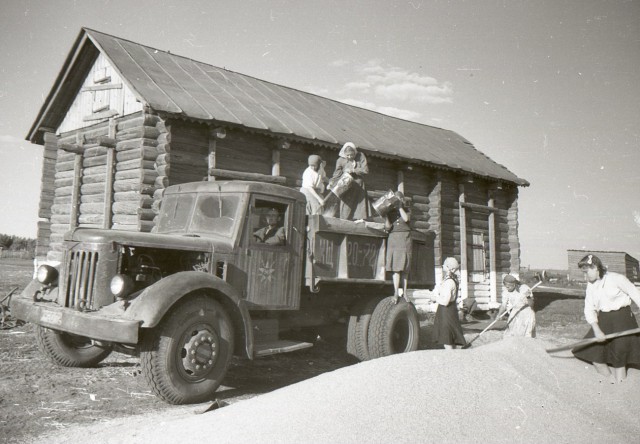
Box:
[11,180,434,404]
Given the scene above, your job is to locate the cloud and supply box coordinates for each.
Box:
[329,59,350,68]
[339,98,422,121]
[345,60,453,104]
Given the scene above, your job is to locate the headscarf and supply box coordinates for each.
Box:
[338,142,357,158]
[443,257,459,273]
[503,274,519,285]
[308,154,322,166]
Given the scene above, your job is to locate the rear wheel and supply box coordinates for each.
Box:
[367,297,420,359]
[36,326,112,367]
[140,295,234,405]
[346,297,381,361]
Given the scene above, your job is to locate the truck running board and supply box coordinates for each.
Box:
[254,340,313,357]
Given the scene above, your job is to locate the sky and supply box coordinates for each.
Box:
[0,0,638,269]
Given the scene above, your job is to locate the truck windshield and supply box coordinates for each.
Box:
[157,193,240,237]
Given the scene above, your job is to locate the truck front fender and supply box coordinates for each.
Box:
[124,271,254,358]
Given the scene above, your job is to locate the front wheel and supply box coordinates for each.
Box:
[140,295,234,405]
[36,326,112,367]
[367,297,420,359]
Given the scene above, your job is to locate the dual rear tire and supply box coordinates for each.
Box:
[347,296,420,361]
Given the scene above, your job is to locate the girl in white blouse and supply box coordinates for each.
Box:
[572,254,640,383]
[300,155,326,215]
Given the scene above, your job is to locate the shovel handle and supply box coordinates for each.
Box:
[462,310,509,349]
[546,327,640,353]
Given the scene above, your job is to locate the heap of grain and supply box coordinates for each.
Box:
[40,338,639,444]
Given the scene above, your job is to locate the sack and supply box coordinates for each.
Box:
[373,190,401,217]
[330,172,354,198]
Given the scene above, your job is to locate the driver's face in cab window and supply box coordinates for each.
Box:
[265,209,279,227]
[252,206,286,246]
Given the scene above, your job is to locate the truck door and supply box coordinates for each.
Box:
[240,196,304,310]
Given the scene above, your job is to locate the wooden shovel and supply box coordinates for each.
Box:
[545,327,640,354]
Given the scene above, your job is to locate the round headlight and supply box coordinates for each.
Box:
[36,265,58,285]
[110,274,134,299]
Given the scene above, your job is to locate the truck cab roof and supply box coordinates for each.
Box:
[164,181,306,203]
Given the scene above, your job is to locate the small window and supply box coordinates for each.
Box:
[251,200,288,246]
[469,231,487,275]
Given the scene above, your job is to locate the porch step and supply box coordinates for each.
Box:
[254,340,313,357]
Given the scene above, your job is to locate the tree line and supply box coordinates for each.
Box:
[0,234,36,255]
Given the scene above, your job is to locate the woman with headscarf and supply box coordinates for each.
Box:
[497,274,536,338]
[432,257,467,349]
[300,154,326,215]
[326,142,371,220]
[384,191,412,303]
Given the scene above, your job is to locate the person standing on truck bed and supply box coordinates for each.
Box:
[325,142,371,221]
[300,154,327,215]
[384,191,412,304]
[432,257,467,349]
[253,208,286,245]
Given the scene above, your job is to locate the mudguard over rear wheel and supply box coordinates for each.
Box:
[36,326,112,367]
[367,297,420,359]
[140,295,234,405]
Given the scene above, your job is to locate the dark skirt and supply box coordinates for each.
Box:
[572,306,640,368]
[433,302,467,347]
[386,230,412,273]
[338,177,371,220]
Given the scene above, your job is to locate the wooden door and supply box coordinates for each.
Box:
[241,196,303,310]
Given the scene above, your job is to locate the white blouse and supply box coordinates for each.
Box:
[301,166,325,193]
[436,278,458,306]
[584,272,640,324]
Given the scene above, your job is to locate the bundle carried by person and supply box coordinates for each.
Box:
[372,189,402,217]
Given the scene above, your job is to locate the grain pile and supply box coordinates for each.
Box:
[37,338,639,444]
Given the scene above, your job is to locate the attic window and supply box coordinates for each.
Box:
[93,67,111,84]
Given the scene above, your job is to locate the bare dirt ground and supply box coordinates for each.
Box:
[0,259,624,444]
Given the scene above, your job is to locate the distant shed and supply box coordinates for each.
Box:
[568,250,640,283]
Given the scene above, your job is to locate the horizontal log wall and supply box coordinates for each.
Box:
[215,129,273,176]
[35,132,59,257]
[44,112,162,261]
[39,114,524,297]
[166,122,209,184]
[438,172,461,259]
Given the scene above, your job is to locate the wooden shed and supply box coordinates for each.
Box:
[26,28,529,309]
[568,250,640,283]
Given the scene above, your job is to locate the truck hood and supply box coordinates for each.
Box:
[65,228,235,253]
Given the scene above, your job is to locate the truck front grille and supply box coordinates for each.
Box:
[65,250,99,310]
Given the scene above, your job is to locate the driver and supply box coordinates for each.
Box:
[253,208,286,245]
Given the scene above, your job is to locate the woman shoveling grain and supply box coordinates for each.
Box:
[572,253,640,383]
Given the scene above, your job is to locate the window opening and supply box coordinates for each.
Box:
[251,200,288,246]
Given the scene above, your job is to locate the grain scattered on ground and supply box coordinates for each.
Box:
[35,337,640,444]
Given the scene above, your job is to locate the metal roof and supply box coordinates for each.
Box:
[28,28,528,186]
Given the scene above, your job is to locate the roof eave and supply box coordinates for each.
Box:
[27,29,92,145]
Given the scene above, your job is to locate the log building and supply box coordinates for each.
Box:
[26,28,529,309]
